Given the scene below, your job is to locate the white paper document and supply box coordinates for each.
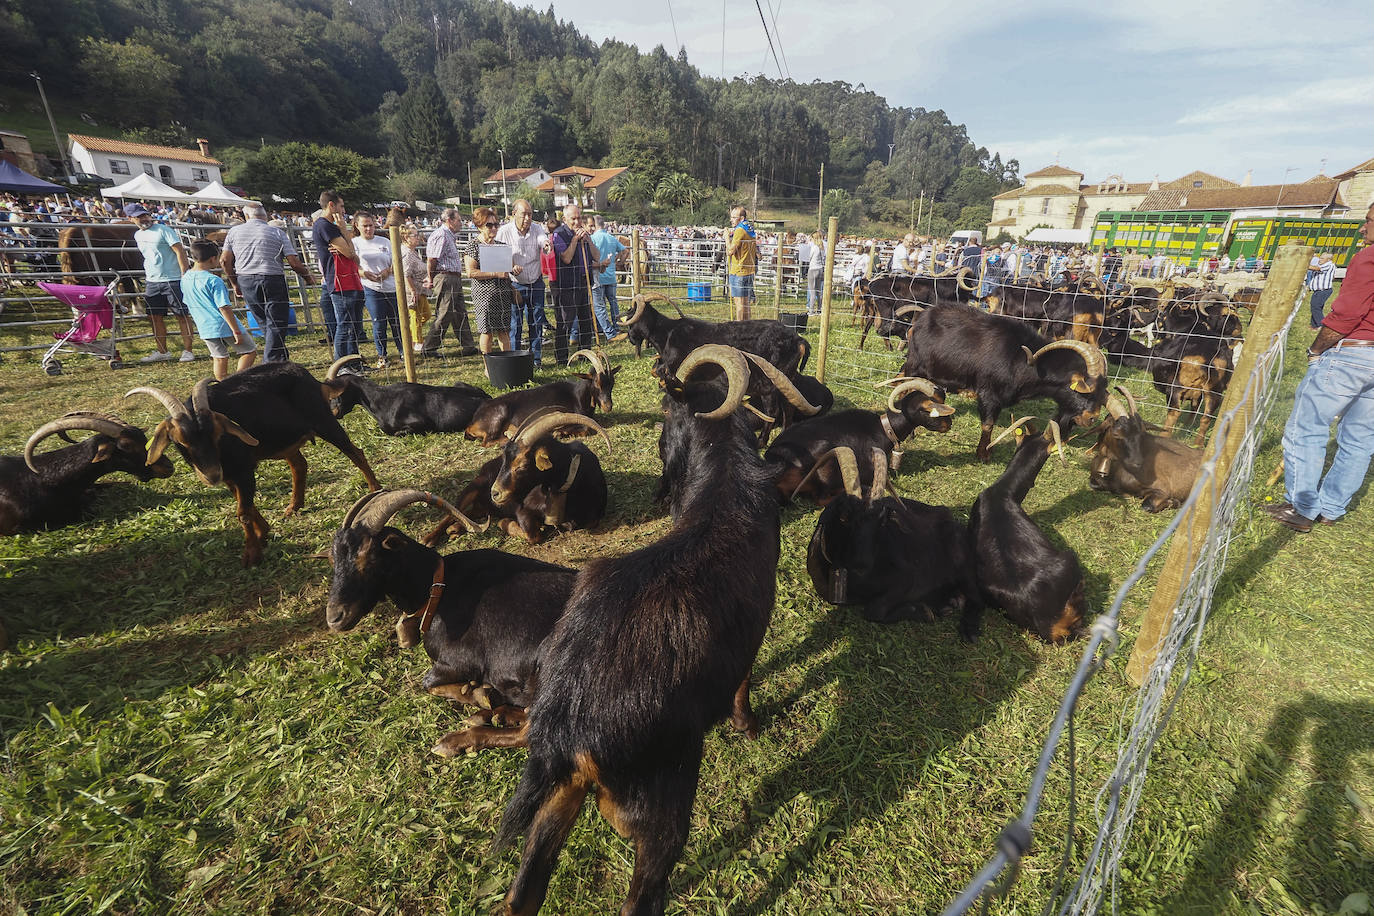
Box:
[479,243,514,273]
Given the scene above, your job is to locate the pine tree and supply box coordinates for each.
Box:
[389,77,461,177]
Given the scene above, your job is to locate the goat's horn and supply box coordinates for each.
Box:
[677,344,750,421]
[124,385,189,419]
[1047,420,1065,465]
[191,378,214,420]
[1114,384,1139,418]
[621,292,671,326]
[515,411,612,454]
[741,353,820,416]
[1105,394,1129,420]
[1080,272,1106,293]
[742,401,775,423]
[886,378,937,414]
[24,415,131,473]
[789,446,861,501]
[894,304,924,317]
[350,487,483,535]
[1028,338,1107,380]
[341,489,390,530]
[956,266,979,292]
[874,376,908,388]
[568,349,607,376]
[327,355,363,380]
[868,446,889,503]
[989,416,1036,448]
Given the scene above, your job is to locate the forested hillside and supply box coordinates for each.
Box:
[1,0,1018,226]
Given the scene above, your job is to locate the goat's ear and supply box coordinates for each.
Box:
[381,532,409,552]
[321,382,346,399]
[926,400,956,417]
[213,412,260,447]
[534,446,554,472]
[146,420,173,465]
[610,366,621,376]
[1069,374,1094,395]
[89,441,115,463]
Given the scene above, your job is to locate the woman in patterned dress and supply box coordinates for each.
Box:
[464,206,513,356]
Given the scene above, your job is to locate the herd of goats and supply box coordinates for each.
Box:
[1,266,1248,913]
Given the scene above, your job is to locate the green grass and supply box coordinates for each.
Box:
[0,286,1371,915]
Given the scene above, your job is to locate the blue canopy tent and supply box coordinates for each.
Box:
[0,159,66,194]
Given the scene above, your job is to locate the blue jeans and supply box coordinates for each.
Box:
[317,288,338,346]
[1309,288,1333,328]
[591,281,619,337]
[240,274,292,362]
[1281,344,1374,522]
[329,289,365,360]
[510,279,547,363]
[806,267,823,314]
[363,288,404,359]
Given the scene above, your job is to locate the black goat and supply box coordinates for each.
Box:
[495,344,779,915]
[1148,291,1236,439]
[426,411,611,545]
[1088,386,1204,512]
[464,349,617,446]
[804,446,982,632]
[126,363,381,567]
[969,418,1086,644]
[325,488,574,755]
[2,412,173,534]
[899,302,1111,460]
[622,292,810,377]
[853,274,937,350]
[764,377,953,504]
[324,355,490,435]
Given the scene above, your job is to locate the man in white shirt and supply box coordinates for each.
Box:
[1306,251,1337,329]
[495,199,549,364]
[807,236,826,315]
[889,233,916,273]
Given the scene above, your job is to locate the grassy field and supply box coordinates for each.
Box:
[0,283,1371,915]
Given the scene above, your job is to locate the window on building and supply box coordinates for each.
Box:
[192,168,208,182]
[143,163,154,176]
[158,165,173,182]
[1042,198,1051,215]
[109,159,130,175]
[1192,180,1203,188]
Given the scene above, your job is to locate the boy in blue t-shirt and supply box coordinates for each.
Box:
[181,239,257,380]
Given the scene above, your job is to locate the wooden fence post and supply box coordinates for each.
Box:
[816,216,839,383]
[1126,244,1312,685]
[385,207,417,382]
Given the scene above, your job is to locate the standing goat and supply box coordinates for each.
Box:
[126,363,380,566]
[2,413,174,534]
[969,418,1086,644]
[326,488,575,756]
[324,356,490,435]
[464,349,617,446]
[495,344,780,916]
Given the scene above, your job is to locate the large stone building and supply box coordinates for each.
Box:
[67,134,223,191]
[988,158,1371,240]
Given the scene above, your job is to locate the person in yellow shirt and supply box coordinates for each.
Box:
[726,206,758,320]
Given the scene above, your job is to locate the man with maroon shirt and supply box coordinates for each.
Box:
[1268,202,1374,532]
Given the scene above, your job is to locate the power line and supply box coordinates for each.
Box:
[664,0,681,54]
[764,0,792,80]
[753,0,785,80]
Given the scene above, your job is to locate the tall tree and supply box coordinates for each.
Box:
[390,76,462,176]
[232,142,386,209]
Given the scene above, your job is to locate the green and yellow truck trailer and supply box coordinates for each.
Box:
[1090,210,1363,266]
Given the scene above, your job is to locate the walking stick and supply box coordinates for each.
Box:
[581,234,601,346]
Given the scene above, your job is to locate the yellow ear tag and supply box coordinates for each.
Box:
[535,447,554,472]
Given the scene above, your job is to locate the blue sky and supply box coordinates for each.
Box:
[544,0,1373,187]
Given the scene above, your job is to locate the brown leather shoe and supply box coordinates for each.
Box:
[1267,503,1314,533]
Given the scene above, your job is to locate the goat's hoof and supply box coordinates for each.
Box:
[471,686,495,709]
[731,715,760,740]
[396,616,421,648]
[432,731,472,758]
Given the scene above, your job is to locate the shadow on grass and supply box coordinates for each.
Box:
[1151,694,1374,914]
[685,611,1035,914]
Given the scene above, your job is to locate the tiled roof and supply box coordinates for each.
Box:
[1334,156,1374,180]
[538,166,629,191]
[1160,170,1237,190]
[483,167,542,183]
[1026,183,1080,196]
[992,187,1024,200]
[1080,181,1151,195]
[1026,165,1083,178]
[68,133,221,166]
[1135,181,1343,212]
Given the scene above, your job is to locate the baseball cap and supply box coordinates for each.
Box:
[123,202,151,218]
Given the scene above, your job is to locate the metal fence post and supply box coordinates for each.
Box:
[1126,244,1312,684]
[816,216,839,384]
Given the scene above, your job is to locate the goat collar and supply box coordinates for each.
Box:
[880,412,903,447]
[399,557,447,637]
[556,453,581,493]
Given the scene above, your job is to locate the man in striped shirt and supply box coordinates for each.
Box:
[1306,251,1336,329]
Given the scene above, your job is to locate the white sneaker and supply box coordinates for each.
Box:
[141,350,174,363]
[179,350,196,362]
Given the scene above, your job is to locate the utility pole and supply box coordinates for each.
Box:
[916,190,924,235]
[753,173,759,216]
[816,162,824,235]
[498,148,509,219]
[30,71,68,179]
[466,162,473,209]
[714,142,730,189]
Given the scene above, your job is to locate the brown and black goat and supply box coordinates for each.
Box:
[2,412,174,534]
[325,488,575,756]
[324,356,490,435]
[426,410,612,546]
[126,363,381,566]
[900,302,1111,460]
[764,377,953,504]
[969,417,1086,644]
[1148,290,1237,439]
[803,446,983,633]
[494,345,780,916]
[463,349,617,446]
[1088,387,1204,512]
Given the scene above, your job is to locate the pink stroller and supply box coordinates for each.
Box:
[37,280,125,375]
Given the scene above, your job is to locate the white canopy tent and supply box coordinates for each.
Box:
[1024,228,1092,245]
[100,173,195,203]
[190,180,253,207]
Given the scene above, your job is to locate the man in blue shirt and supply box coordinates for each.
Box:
[589,215,627,341]
[127,202,197,362]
